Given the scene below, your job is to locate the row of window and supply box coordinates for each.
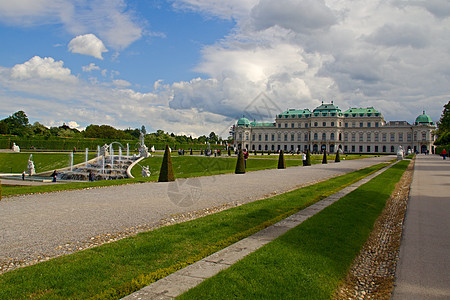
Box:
[277,121,381,128]
[242,132,428,142]
[249,144,406,153]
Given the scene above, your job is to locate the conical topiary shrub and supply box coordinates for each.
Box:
[158,144,175,182]
[235,150,246,174]
[322,150,327,164]
[228,148,231,156]
[278,150,286,169]
[190,148,193,155]
[254,149,257,155]
[304,149,311,166]
[335,150,341,163]
[201,149,203,155]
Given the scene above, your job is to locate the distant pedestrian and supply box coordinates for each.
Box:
[243,149,249,168]
[88,171,94,182]
[22,170,26,180]
[51,170,57,182]
[442,149,447,160]
[302,152,307,166]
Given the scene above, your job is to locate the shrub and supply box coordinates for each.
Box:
[278,150,286,169]
[190,148,193,155]
[228,148,231,156]
[335,150,341,163]
[235,150,246,174]
[158,144,175,182]
[304,149,311,166]
[322,150,327,164]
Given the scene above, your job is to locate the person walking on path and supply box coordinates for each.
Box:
[441,149,447,160]
[51,170,57,182]
[243,149,249,168]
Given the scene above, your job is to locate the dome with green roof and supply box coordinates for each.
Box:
[237,117,251,127]
[415,111,434,125]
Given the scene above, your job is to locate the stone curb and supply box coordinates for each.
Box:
[123,162,396,300]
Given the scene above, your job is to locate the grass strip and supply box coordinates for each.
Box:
[1,154,379,197]
[0,163,389,299]
[178,160,410,299]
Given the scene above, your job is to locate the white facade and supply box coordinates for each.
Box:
[232,102,436,154]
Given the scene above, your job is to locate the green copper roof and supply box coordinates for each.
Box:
[278,109,312,119]
[343,107,381,117]
[312,102,341,113]
[415,111,433,125]
[251,122,276,127]
[237,117,250,127]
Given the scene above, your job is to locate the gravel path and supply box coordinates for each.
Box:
[0,156,392,273]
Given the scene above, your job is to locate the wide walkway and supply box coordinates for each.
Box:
[393,155,450,299]
[0,156,391,272]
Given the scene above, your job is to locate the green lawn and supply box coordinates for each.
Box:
[0,163,390,299]
[0,152,96,174]
[179,160,410,299]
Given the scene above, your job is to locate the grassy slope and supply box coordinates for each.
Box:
[0,164,388,299]
[179,160,410,299]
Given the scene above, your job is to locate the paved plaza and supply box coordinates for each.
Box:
[0,156,391,271]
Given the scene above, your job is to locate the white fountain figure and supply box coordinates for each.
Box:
[119,147,122,167]
[110,145,114,170]
[85,148,89,164]
[141,165,151,177]
[97,145,101,162]
[126,143,129,157]
[150,145,155,152]
[69,152,74,171]
[12,142,20,152]
[27,154,35,176]
[139,130,150,158]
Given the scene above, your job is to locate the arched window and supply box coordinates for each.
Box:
[330,133,335,140]
[258,144,262,150]
[391,145,395,152]
[314,133,318,140]
[322,133,326,140]
[339,133,342,141]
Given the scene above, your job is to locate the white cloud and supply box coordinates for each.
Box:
[68,34,108,59]
[0,0,144,50]
[82,63,101,72]
[10,56,77,82]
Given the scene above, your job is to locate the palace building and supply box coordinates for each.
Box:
[231,102,436,154]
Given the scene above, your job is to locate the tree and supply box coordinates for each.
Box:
[335,150,341,163]
[2,110,31,136]
[158,145,175,182]
[235,150,246,174]
[435,101,450,145]
[304,149,311,166]
[278,150,286,169]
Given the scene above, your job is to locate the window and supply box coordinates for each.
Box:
[265,134,268,141]
[272,145,275,151]
[245,133,249,140]
[390,133,395,142]
[331,122,335,127]
[367,133,371,142]
[278,134,281,141]
[258,134,262,141]
[323,122,326,127]
[314,122,318,127]
[359,145,363,152]
[375,133,379,142]
[352,122,356,127]
[407,133,412,142]
[345,123,348,128]
[359,133,363,142]
[271,134,275,141]
[391,145,395,152]
[239,133,242,139]
[330,133,335,140]
[375,145,379,152]
[304,133,309,141]
[344,145,348,152]
[422,132,426,141]
[322,133,326,140]
[291,134,295,141]
[383,145,386,152]
[305,123,308,128]
[285,123,288,128]
[375,122,379,128]
[352,145,356,152]
[291,123,294,128]
[367,146,371,152]
[284,134,288,141]
[352,133,356,142]
[398,133,403,142]
[265,145,268,151]
[298,123,301,128]
[278,123,281,128]
[297,133,301,141]
[367,122,371,128]
[360,122,363,128]
[258,145,262,150]
[414,132,417,141]
[382,133,387,142]
[339,133,342,141]
[344,133,348,142]
[314,133,318,140]
[252,134,255,141]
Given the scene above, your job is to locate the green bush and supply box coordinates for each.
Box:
[278,150,286,169]
[304,149,311,166]
[158,145,175,182]
[335,151,341,163]
[235,150,246,174]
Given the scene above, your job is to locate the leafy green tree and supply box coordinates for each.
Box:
[435,101,450,145]
[1,110,31,136]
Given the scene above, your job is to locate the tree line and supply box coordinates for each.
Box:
[0,111,228,145]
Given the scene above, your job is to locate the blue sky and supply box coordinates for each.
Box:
[0,0,449,137]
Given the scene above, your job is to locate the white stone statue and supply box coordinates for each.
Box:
[150,145,155,152]
[138,130,150,158]
[27,154,35,175]
[396,145,404,160]
[12,143,20,152]
[100,144,109,156]
[141,165,151,177]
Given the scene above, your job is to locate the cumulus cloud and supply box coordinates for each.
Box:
[10,56,77,82]
[68,34,108,59]
[82,63,101,72]
[365,23,430,48]
[0,0,143,50]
